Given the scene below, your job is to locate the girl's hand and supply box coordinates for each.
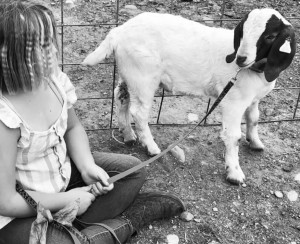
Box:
[81,164,114,197]
[67,186,96,215]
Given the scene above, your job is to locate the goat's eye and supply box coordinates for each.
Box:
[265,35,276,40]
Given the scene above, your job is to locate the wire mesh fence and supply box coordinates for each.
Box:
[57,0,300,132]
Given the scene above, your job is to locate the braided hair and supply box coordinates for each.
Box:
[0,0,59,94]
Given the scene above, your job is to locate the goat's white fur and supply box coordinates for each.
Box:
[83,9,290,183]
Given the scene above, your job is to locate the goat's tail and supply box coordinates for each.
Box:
[81,30,115,66]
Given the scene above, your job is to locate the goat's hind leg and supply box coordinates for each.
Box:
[114,81,137,145]
[245,101,264,151]
[130,93,161,156]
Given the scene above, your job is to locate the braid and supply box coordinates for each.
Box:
[0,0,59,94]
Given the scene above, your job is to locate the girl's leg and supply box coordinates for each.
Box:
[72,152,146,244]
[0,217,74,244]
[80,217,133,244]
[79,152,146,222]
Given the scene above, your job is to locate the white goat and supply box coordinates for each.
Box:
[82,8,296,184]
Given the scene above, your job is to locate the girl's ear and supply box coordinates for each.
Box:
[264,25,296,82]
[226,14,248,63]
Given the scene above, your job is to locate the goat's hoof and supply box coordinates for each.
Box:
[124,139,136,146]
[247,139,265,151]
[147,146,161,156]
[123,131,137,146]
[226,166,245,185]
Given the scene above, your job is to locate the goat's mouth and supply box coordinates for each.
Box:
[249,58,268,73]
[238,60,255,69]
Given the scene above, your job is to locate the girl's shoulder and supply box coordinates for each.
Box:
[0,98,22,129]
[52,70,77,109]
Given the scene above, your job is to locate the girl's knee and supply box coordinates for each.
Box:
[127,156,146,181]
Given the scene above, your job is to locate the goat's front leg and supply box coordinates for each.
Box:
[130,97,161,156]
[114,82,137,145]
[245,101,264,150]
[221,104,246,184]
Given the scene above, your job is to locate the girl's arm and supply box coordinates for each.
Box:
[64,108,95,174]
[64,108,113,193]
[0,121,94,218]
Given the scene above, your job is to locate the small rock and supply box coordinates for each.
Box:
[149,224,153,230]
[170,146,185,163]
[264,108,273,116]
[295,173,300,183]
[156,7,167,13]
[201,161,208,166]
[242,183,247,188]
[166,234,179,244]
[232,201,240,207]
[287,190,298,202]
[194,218,201,223]
[275,191,284,198]
[180,211,194,222]
[136,1,148,6]
[224,11,235,17]
[187,113,199,122]
[282,163,294,172]
[119,7,142,17]
[202,16,214,26]
[212,207,218,212]
[208,241,220,244]
[124,4,138,10]
[212,4,221,12]
[65,0,75,8]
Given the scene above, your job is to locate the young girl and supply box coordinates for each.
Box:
[0,1,185,243]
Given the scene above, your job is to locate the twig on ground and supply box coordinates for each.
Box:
[111,129,125,145]
[188,169,197,183]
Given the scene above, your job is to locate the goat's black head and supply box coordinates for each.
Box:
[226,9,296,82]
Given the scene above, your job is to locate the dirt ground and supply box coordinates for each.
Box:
[46,0,300,243]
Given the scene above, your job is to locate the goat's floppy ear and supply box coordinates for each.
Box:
[226,14,248,63]
[264,26,296,82]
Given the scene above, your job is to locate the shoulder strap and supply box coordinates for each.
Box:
[15,182,84,244]
[48,80,64,106]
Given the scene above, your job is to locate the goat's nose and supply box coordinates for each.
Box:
[236,55,247,66]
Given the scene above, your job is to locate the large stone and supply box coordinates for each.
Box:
[180,211,194,221]
[166,234,179,244]
[287,190,298,202]
[295,173,300,183]
[274,191,283,198]
[170,146,185,163]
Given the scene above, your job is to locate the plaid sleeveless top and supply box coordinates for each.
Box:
[0,71,77,229]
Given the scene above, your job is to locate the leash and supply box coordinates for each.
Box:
[108,68,242,184]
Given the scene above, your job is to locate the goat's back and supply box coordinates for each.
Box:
[110,13,238,95]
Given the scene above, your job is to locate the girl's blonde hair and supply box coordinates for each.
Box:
[0,0,59,94]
